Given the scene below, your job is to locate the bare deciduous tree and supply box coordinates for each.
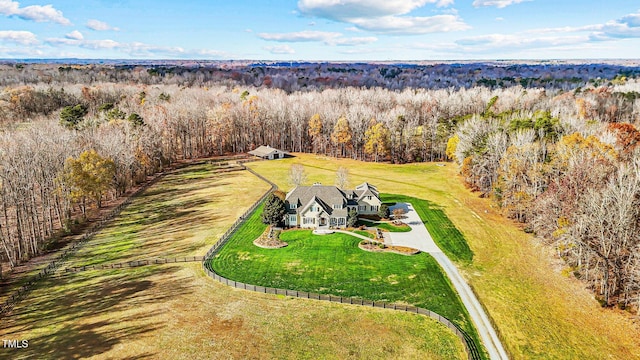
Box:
[288,164,307,187]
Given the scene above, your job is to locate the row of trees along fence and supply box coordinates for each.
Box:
[0,156,248,317]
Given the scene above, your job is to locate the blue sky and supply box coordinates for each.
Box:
[1,0,639,60]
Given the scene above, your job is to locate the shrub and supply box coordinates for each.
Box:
[378,204,390,219]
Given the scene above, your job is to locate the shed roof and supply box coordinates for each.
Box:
[248,145,286,157]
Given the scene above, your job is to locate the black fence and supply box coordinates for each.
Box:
[0,155,251,317]
[201,163,481,360]
[63,256,205,273]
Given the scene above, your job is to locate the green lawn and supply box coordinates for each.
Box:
[377,221,412,233]
[210,202,481,351]
[353,230,375,238]
[382,194,473,263]
[0,164,467,360]
[356,219,411,232]
[246,153,640,360]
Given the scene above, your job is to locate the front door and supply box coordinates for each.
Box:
[319,217,327,226]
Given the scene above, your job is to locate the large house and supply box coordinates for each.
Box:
[248,145,287,160]
[284,182,381,229]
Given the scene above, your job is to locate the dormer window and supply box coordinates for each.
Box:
[333,204,342,209]
[290,203,297,209]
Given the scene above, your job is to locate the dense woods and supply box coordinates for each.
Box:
[0,62,639,313]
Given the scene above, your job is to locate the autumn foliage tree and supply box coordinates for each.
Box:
[331,116,352,157]
[62,149,116,216]
[364,120,390,162]
[308,113,323,153]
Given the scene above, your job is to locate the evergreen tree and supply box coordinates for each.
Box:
[261,193,286,226]
[346,208,358,228]
[59,104,88,130]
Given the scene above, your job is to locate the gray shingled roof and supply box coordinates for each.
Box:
[286,184,351,216]
[248,145,286,157]
[285,183,378,218]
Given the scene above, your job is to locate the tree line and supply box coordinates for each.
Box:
[450,93,640,311]
[0,77,639,314]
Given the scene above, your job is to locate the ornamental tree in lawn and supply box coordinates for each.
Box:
[261,193,286,226]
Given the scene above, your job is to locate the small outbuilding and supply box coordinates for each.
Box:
[248,145,287,160]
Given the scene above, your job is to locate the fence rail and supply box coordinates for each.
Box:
[0,155,251,317]
[63,256,204,273]
[201,162,481,360]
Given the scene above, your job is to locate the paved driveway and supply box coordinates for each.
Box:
[387,203,509,360]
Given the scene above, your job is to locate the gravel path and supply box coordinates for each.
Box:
[387,203,509,360]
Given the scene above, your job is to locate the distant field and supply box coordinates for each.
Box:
[246,154,640,360]
[0,163,465,360]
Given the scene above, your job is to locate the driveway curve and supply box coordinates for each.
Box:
[387,203,509,360]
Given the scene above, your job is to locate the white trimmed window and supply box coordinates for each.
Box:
[358,205,366,211]
[330,218,337,226]
[290,203,297,209]
[289,215,297,223]
[371,206,379,212]
[338,217,345,225]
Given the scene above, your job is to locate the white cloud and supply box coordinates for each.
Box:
[258,30,378,46]
[259,30,342,42]
[45,36,227,58]
[0,0,70,25]
[86,19,119,31]
[0,30,38,45]
[297,0,464,34]
[593,12,640,40]
[472,0,530,8]
[65,30,84,40]
[351,14,469,34]
[328,36,377,46]
[298,0,451,20]
[419,10,640,56]
[263,45,296,54]
[47,37,120,50]
[456,33,585,50]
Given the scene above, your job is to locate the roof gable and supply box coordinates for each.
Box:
[248,145,286,157]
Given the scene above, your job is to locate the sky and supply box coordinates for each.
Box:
[1,0,640,60]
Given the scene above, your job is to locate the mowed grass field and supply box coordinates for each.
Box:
[211,205,475,337]
[246,154,640,360]
[0,163,465,360]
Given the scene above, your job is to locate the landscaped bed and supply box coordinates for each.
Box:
[210,202,478,344]
[356,218,412,232]
[253,227,288,249]
[358,240,420,255]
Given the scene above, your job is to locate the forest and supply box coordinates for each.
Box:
[0,61,639,313]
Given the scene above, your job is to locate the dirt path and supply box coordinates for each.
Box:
[387,203,510,360]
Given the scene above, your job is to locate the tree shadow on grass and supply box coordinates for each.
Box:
[10,318,157,360]
[1,265,192,359]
